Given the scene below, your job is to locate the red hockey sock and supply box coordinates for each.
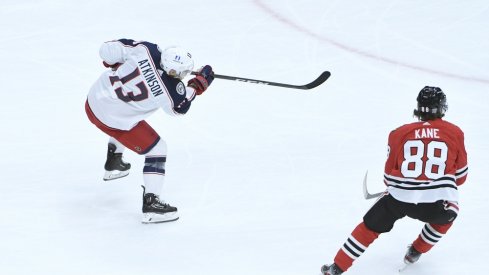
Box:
[333,222,379,272]
[412,223,452,253]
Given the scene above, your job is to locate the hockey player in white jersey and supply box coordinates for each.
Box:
[85,39,214,223]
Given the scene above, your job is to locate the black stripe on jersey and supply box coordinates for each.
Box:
[456,167,468,176]
[343,243,361,258]
[384,174,430,185]
[346,238,365,254]
[384,175,456,186]
[386,183,457,191]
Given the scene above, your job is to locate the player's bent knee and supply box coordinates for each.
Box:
[446,209,458,223]
[145,139,167,156]
[363,195,403,233]
[363,216,395,233]
[431,209,458,224]
[363,210,396,233]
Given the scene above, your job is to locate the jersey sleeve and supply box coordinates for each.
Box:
[383,130,397,184]
[168,82,198,114]
[155,75,195,115]
[455,131,468,186]
[99,39,158,66]
[99,41,129,65]
[132,40,164,71]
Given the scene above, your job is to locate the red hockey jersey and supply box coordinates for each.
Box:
[384,118,468,203]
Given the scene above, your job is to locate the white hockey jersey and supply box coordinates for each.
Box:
[87,39,196,130]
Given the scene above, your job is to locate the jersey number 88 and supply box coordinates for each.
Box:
[401,140,448,179]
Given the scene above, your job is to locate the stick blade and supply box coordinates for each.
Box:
[303,71,331,89]
[362,170,370,199]
[363,170,384,199]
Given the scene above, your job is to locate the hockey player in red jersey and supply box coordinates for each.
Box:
[85,39,214,223]
[321,86,468,274]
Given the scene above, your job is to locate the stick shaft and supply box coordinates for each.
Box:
[191,71,331,90]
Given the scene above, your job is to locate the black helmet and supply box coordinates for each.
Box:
[413,86,448,121]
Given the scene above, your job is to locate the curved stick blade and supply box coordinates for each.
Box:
[363,170,384,200]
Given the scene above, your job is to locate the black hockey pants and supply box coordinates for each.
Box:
[363,194,457,233]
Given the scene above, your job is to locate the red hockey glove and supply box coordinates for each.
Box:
[187,65,214,95]
[103,61,121,71]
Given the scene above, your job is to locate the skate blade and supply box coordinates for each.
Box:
[399,262,411,272]
[103,170,130,181]
[142,212,179,224]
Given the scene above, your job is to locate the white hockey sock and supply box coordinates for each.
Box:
[143,172,165,196]
[142,140,167,197]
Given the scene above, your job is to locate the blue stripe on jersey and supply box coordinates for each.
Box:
[135,41,163,71]
[117,39,163,71]
[117,38,136,46]
[159,74,189,113]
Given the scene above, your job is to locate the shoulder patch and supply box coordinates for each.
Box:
[176,82,186,95]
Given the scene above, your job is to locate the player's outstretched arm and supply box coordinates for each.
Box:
[187,65,214,95]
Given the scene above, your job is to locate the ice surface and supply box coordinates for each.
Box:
[1,0,488,274]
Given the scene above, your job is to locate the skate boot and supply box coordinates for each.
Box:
[141,187,179,224]
[404,245,422,264]
[320,263,343,275]
[103,143,131,181]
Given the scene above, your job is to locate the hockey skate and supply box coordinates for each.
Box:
[320,264,343,275]
[404,245,421,264]
[141,188,179,224]
[103,143,131,181]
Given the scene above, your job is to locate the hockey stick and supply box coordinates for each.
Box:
[363,171,385,200]
[190,71,331,90]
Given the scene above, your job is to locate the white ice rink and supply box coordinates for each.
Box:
[1,0,488,274]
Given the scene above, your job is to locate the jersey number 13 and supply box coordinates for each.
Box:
[109,68,149,102]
